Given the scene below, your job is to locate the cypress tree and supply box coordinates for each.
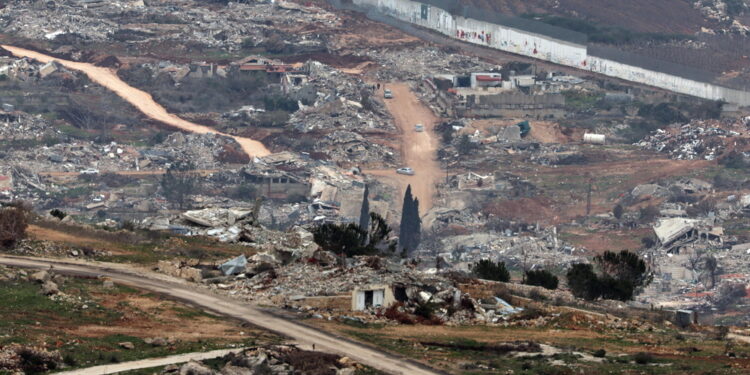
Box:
[399,185,414,254]
[412,197,421,252]
[359,185,370,230]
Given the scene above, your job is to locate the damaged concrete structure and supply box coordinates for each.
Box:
[653,218,723,253]
[352,284,403,311]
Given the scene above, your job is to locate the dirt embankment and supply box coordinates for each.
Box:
[0,45,271,158]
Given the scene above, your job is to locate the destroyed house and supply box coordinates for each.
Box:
[242,167,309,199]
[233,56,296,81]
[352,284,407,311]
[653,218,722,253]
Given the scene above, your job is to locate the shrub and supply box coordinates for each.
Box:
[62,354,77,367]
[525,269,559,290]
[566,263,600,300]
[612,204,624,220]
[0,204,29,249]
[471,259,510,282]
[382,303,414,325]
[593,349,606,358]
[50,209,67,220]
[594,250,652,299]
[633,352,653,364]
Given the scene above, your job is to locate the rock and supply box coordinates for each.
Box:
[119,342,135,350]
[103,280,115,289]
[149,337,167,347]
[179,360,215,375]
[336,368,356,375]
[219,364,253,375]
[41,281,59,295]
[30,270,49,283]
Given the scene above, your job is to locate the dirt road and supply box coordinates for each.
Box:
[369,83,441,213]
[54,348,243,375]
[0,45,270,158]
[0,256,443,375]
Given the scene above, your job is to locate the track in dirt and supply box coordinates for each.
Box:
[367,83,442,214]
[1,45,271,158]
[0,256,444,375]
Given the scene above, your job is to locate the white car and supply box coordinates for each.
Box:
[384,89,393,99]
[80,168,100,175]
[415,124,424,132]
[396,167,415,176]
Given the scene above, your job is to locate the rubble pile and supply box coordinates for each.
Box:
[0,344,63,374]
[426,228,584,272]
[0,110,63,141]
[636,121,743,160]
[13,141,139,174]
[146,132,247,169]
[0,1,338,52]
[204,248,525,325]
[160,345,361,375]
[366,46,495,81]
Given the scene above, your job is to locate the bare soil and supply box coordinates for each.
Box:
[366,83,443,214]
[1,45,271,157]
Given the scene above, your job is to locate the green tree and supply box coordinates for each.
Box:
[594,250,652,296]
[471,259,510,282]
[312,212,395,257]
[399,185,421,255]
[612,204,624,220]
[566,263,600,300]
[524,269,559,290]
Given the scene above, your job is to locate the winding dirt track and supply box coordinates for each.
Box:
[0,45,271,158]
[0,256,444,375]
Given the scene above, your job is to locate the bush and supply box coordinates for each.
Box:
[0,204,29,249]
[612,204,624,220]
[633,352,654,365]
[524,269,559,290]
[566,263,600,300]
[50,209,67,220]
[471,259,510,282]
[62,354,77,367]
[593,349,606,358]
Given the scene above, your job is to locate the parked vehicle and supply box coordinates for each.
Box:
[414,124,424,132]
[80,168,100,175]
[396,167,415,176]
[384,89,393,99]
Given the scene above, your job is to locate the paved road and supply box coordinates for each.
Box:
[0,256,444,375]
[54,348,243,375]
[0,45,271,158]
[367,83,441,213]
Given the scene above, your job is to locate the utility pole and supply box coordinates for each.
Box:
[585,174,593,217]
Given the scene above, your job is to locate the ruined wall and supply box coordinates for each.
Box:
[350,0,750,106]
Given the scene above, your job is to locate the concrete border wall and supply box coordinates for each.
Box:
[351,0,750,106]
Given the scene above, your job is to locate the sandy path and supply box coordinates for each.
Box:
[0,256,444,375]
[1,45,270,157]
[368,83,441,213]
[53,348,243,375]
